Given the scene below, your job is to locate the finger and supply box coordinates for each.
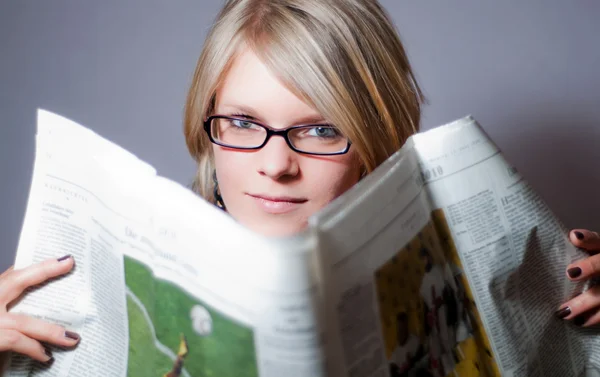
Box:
[576,308,600,327]
[0,266,14,280]
[565,253,600,281]
[0,313,80,348]
[0,329,53,363]
[555,285,600,322]
[569,229,600,252]
[0,255,74,305]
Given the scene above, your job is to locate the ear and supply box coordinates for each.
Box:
[354,153,367,181]
[358,163,368,181]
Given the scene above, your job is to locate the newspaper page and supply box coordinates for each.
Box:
[5,109,328,377]
[311,143,485,377]
[412,116,594,377]
[309,115,598,377]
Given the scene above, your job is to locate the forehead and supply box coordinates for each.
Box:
[215,48,322,124]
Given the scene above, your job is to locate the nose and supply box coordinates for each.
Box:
[256,135,299,180]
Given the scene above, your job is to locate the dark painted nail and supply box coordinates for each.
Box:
[65,331,80,341]
[573,316,586,327]
[43,347,54,365]
[575,231,584,240]
[57,255,72,262]
[555,307,571,319]
[568,267,582,279]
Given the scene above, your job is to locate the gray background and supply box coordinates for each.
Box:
[1,1,599,271]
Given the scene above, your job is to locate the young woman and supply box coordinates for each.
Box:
[0,0,596,367]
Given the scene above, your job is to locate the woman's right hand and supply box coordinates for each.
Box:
[0,255,80,364]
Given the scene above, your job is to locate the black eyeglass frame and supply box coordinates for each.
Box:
[203,115,352,156]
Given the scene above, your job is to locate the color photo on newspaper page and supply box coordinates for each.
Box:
[374,210,501,377]
[123,256,259,377]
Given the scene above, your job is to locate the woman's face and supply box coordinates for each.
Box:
[212,48,361,237]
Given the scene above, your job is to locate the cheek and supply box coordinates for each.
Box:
[213,148,248,194]
[305,155,361,200]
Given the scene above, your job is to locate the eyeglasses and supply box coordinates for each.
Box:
[203,115,351,155]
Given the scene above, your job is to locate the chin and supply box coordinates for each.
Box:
[244,218,308,238]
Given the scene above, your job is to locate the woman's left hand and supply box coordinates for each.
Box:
[556,229,600,326]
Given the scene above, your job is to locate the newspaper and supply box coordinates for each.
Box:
[313,116,596,377]
[3,109,594,377]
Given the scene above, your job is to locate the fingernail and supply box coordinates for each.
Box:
[573,316,586,327]
[568,267,582,279]
[44,347,54,365]
[65,331,80,341]
[555,307,571,319]
[57,255,72,262]
[575,231,584,240]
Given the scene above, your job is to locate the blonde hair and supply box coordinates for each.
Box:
[184,0,424,203]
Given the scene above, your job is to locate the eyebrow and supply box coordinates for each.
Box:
[220,104,260,120]
[218,104,327,125]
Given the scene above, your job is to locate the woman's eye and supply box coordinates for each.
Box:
[231,119,254,129]
[308,126,340,138]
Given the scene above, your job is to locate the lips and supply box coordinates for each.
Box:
[247,193,308,214]
[248,194,307,203]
